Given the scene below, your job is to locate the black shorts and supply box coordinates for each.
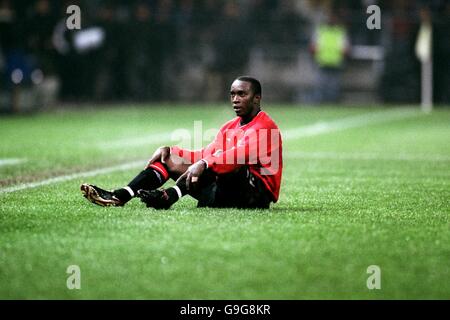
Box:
[192,166,272,209]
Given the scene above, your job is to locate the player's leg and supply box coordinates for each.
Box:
[135,154,195,208]
[210,167,272,209]
[139,166,272,210]
[116,154,192,199]
[81,153,191,207]
[138,167,218,210]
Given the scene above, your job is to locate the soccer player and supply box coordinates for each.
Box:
[81,76,283,209]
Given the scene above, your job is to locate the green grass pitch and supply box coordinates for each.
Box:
[0,104,449,299]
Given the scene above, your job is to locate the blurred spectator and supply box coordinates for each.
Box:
[155,0,177,100]
[93,2,120,101]
[0,0,15,56]
[126,2,163,101]
[52,0,104,101]
[310,11,350,103]
[379,0,420,103]
[155,0,176,59]
[2,0,445,106]
[247,0,275,44]
[210,1,250,99]
[432,2,450,104]
[0,0,15,84]
[26,0,58,75]
[269,0,303,46]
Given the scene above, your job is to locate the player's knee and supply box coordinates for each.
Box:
[165,154,188,175]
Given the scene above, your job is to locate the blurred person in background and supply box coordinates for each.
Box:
[94,2,122,101]
[154,0,176,100]
[26,0,57,77]
[53,0,104,101]
[210,1,250,100]
[126,1,163,101]
[269,0,302,46]
[429,1,450,104]
[5,0,444,106]
[310,9,350,104]
[0,0,27,88]
[0,0,15,92]
[91,1,132,102]
[1,0,57,111]
[379,0,420,103]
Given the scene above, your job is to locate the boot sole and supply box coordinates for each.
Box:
[81,184,120,207]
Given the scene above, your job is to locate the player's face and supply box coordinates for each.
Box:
[230,80,261,120]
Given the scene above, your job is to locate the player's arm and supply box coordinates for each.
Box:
[170,139,217,165]
[147,146,171,166]
[175,159,208,191]
[202,127,280,175]
[174,131,222,190]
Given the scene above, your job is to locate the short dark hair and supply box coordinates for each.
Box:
[236,76,262,96]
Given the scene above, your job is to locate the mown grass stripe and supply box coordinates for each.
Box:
[283,108,420,139]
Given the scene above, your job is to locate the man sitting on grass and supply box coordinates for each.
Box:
[81,76,283,209]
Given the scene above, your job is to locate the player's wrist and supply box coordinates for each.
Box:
[200,159,208,169]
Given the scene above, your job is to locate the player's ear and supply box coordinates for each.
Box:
[253,94,261,105]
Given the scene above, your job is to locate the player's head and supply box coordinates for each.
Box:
[230,76,262,120]
[236,76,262,97]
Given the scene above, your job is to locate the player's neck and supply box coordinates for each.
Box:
[240,108,261,125]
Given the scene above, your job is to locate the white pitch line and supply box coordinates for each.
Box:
[0,160,144,194]
[0,109,423,194]
[0,159,26,167]
[98,108,420,150]
[283,108,420,139]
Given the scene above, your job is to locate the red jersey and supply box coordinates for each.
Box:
[171,111,283,202]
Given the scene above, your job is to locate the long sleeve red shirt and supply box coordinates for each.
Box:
[171,111,283,202]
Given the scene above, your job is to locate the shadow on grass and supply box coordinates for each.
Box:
[189,205,324,215]
[268,205,324,214]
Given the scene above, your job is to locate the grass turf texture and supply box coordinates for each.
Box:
[0,105,449,299]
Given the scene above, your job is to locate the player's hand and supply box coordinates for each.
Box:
[176,160,207,191]
[147,146,170,165]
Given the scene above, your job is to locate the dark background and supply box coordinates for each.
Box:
[0,0,449,110]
